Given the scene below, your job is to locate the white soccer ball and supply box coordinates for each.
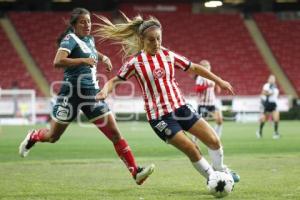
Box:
[207,171,234,198]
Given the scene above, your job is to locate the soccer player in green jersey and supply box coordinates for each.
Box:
[19,8,154,185]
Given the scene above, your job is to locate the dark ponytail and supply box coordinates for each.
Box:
[56,7,90,46]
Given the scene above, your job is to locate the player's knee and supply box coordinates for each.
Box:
[208,137,221,150]
[187,145,202,161]
[260,116,266,122]
[216,119,223,125]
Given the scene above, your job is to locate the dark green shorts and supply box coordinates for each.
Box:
[52,85,110,124]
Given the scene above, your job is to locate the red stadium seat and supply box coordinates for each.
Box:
[0,24,42,96]
[254,13,300,96]
[8,11,272,96]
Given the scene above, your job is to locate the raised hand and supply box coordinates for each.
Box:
[217,79,234,95]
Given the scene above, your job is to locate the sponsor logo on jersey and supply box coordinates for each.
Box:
[56,106,69,121]
[89,39,95,47]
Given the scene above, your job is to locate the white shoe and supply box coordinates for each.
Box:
[217,166,240,183]
[272,134,280,139]
[256,131,262,139]
[19,130,36,157]
[135,164,155,185]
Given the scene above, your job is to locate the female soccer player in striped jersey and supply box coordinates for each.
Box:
[18,8,154,185]
[193,60,223,138]
[95,13,240,183]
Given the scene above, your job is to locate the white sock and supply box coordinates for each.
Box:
[208,147,225,171]
[214,124,223,138]
[192,157,214,179]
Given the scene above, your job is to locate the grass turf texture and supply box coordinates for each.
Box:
[0,121,299,199]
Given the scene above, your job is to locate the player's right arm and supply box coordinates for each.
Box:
[53,33,95,68]
[53,50,95,68]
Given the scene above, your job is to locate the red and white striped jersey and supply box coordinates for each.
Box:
[117,48,191,120]
[195,76,216,106]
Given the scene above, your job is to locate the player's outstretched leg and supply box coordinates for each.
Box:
[189,119,240,183]
[19,121,68,157]
[92,114,155,185]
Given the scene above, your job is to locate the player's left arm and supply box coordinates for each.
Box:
[187,62,234,95]
[95,76,123,100]
[97,51,112,72]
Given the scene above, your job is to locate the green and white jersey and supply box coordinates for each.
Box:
[59,33,99,89]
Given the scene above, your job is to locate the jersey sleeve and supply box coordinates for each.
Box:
[117,58,136,80]
[59,34,77,54]
[171,51,191,71]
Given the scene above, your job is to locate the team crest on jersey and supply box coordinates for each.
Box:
[153,68,165,79]
[63,34,70,41]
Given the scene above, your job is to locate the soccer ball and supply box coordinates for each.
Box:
[207,171,234,198]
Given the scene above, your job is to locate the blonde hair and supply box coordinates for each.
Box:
[94,12,161,58]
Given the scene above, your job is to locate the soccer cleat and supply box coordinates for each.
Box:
[229,171,240,183]
[134,164,155,185]
[217,166,240,183]
[19,130,36,157]
[272,133,280,140]
[256,131,262,139]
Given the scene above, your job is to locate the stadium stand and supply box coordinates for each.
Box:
[8,12,66,89]
[254,13,300,96]
[8,11,272,96]
[0,24,41,95]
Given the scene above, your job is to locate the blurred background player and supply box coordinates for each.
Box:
[192,60,223,142]
[95,13,240,183]
[18,7,154,185]
[256,74,281,139]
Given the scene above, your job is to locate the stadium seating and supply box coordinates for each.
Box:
[8,11,272,96]
[254,13,300,96]
[9,12,67,88]
[8,11,124,95]
[0,24,42,95]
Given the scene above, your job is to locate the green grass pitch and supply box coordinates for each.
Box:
[0,121,300,199]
